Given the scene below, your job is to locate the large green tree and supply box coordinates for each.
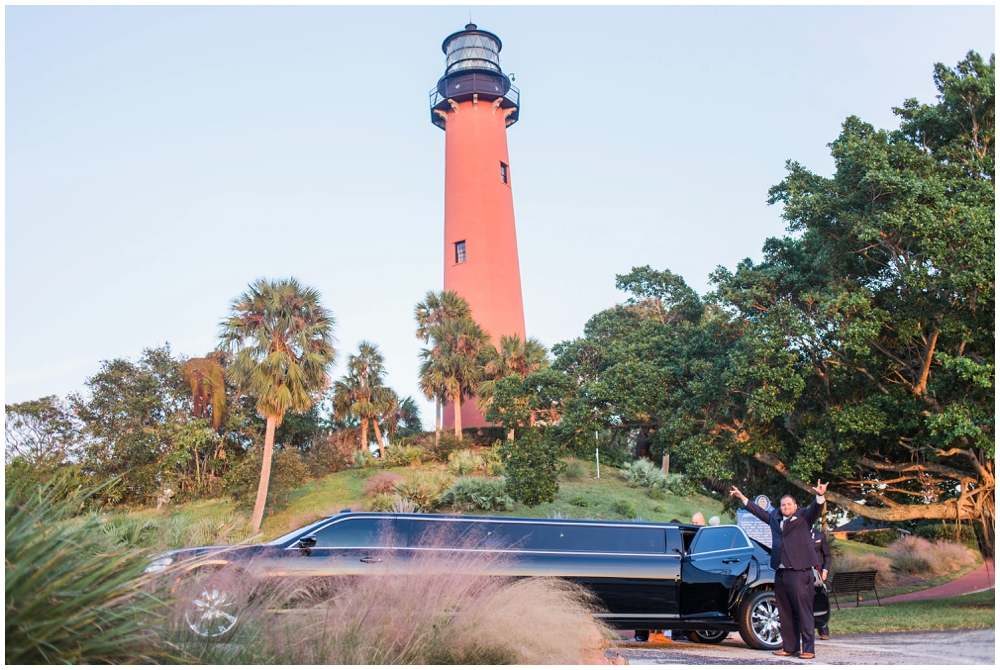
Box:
[708,51,994,541]
[219,278,336,533]
[549,52,994,550]
[71,345,200,505]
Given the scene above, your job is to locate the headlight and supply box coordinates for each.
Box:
[144,556,175,574]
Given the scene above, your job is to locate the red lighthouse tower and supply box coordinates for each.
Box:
[430,24,525,430]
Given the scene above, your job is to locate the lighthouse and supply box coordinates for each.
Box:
[429,24,526,430]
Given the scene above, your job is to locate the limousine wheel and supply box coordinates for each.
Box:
[687,630,728,644]
[180,567,245,639]
[737,589,782,650]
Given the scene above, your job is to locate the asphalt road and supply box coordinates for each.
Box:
[607,628,995,665]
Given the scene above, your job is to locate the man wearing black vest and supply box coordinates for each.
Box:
[812,527,832,639]
[730,481,828,659]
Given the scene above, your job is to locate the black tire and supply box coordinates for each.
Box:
[178,565,247,639]
[687,629,729,644]
[634,630,650,642]
[737,589,782,650]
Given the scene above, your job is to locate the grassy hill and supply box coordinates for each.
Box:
[144,457,730,544]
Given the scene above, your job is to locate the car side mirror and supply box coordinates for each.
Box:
[299,536,317,548]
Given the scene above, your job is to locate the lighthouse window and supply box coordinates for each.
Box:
[455,240,467,264]
[500,162,508,184]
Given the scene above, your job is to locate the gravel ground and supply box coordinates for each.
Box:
[608,628,995,665]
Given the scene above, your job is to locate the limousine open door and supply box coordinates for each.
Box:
[679,526,755,619]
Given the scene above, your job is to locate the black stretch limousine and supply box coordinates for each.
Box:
[148,512,828,649]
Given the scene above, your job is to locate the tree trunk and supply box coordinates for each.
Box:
[434,397,441,446]
[251,415,278,535]
[453,390,463,438]
[372,420,386,458]
[360,418,369,451]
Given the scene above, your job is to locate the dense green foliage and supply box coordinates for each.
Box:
[494,52,995,548]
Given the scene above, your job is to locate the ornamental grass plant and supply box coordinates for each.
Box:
[178,529,614,664]
[886,536,977,577]
[4,476,176,664]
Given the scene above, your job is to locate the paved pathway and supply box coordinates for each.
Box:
[608,628,995,665]
[879,559,994,604]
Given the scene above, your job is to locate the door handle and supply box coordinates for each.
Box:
[722,558,742,564]
[360,556,382,564]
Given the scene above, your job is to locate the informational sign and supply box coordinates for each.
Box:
[738,496,775,548]
[738,510,773,548]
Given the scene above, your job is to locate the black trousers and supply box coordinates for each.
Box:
[774,568,815,654]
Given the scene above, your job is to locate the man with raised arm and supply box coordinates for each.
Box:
[730,480,828,660]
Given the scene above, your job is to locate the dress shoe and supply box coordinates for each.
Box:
[799,652,816,659]
[772,651,799,656]
[819,634,830,640]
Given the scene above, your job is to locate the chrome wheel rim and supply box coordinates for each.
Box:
[185,587,239,637]
[751,596,782,646]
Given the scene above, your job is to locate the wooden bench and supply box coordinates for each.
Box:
[828,570,881,609]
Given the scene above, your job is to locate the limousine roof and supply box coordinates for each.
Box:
[326,510,703,530]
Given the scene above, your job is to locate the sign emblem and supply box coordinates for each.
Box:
[755,495,772,511]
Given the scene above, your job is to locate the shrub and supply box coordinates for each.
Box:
[269,450,309,506]
[570,495,590,507]
[484,441,506,476]
[353,449,372,469]
[914,521,980,550]
[394,471,454,511]
[438,477,514,512]
[304,436,355,478]
[224,448,308,507]
[369,493,420,513]
[853,529,899,547]
[363,472,404,498]
[620,458,695,495]
[426,433,475,462]
[647,488,665,501]
[831,551,894,587]
[185,511,259,547]
[448,448,484,476]
[612,499,637,518]
[562,460,588,481]
[386,445,426,467]
[621,458,663,488]
[887,536,977,577]
[499,430,562,507]
[5,476,173,663]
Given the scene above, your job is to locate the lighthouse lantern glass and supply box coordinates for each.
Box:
[445,33,501,75]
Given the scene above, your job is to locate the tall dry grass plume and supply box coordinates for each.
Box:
[179,524,615,664]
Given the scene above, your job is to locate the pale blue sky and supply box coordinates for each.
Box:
[6,5,994,423]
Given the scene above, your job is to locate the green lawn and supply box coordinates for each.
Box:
[828,590,995,634]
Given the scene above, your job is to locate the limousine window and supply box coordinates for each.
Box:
[408,520,490,548]
[690,526,750,554]
[407,520,664,554]
[313,518,394,548]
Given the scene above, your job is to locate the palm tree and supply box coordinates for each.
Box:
[417,352,448,444]
[415,290,473,441]
[426,316,491,437]
[476,334,549,414]
[219,278,336,534]
[332,341,390,456]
